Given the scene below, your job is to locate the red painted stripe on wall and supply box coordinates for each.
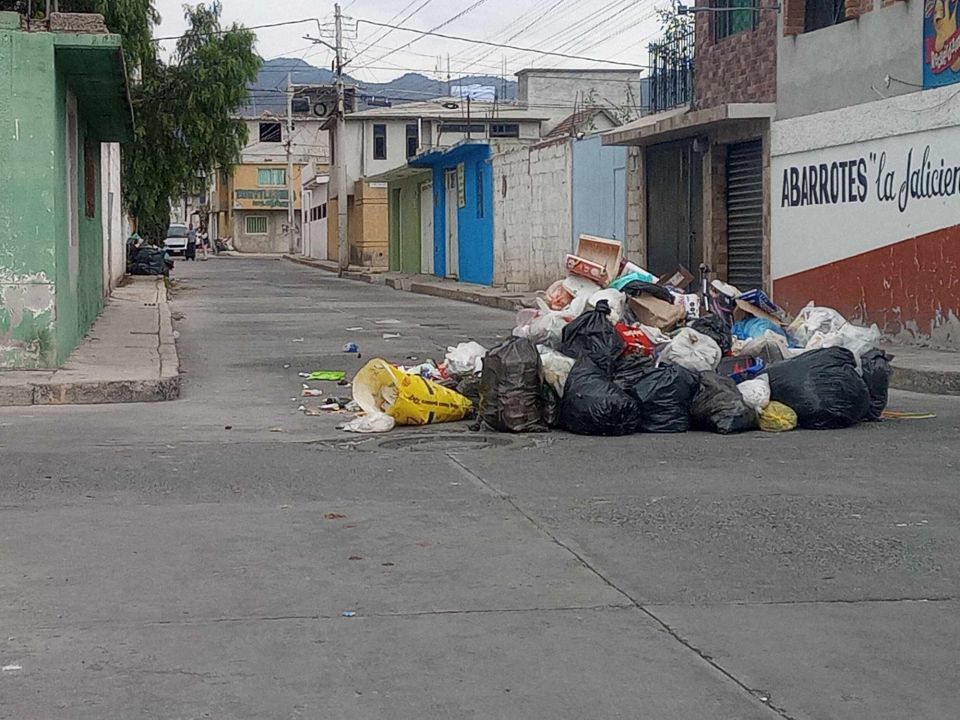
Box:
[773,224,960,345]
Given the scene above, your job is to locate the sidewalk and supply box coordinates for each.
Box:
[282,253,960,396]
[0,277,180,406]
[283,254,539,311]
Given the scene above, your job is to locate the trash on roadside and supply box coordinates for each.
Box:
[302,389,324,397]
[560,300,625,375]
[382,333,401,340]
[444,341,487,375]
[300,371,347,382]
[538,346,576,397]
[628,293,685,332]
[766,347,870,429]
[566,234,623,286]
[736,374,771,413]
[353,358,472,426]
[658,328,722,373]
[628,362,699,433]
[559,357,644,436]
[479,337,548,433]
[341,611,357,618]
[861,349,893,421]
[759,401,798,432]
[690,314,733,354]
[343,342,360,353]
[342,413,396,434]
[690,373,758,434]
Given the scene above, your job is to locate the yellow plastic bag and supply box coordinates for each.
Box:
[759,401,798,433]
[353,359,473,426]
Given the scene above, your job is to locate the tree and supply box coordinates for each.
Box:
[0,1,260,241]
[125,3,259,240]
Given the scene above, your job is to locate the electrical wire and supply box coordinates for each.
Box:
[351,0,497,71]
[350,18,648,69]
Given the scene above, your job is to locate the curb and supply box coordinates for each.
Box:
[889,366,960,396]
[284,255,526,312]
[0,278,181,407]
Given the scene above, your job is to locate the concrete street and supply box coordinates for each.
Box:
[1,257,958,720]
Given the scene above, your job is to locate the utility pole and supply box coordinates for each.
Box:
[286,71,296,253]
[335,3,349,273]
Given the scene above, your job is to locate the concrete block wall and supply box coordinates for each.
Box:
[492,139,572,291]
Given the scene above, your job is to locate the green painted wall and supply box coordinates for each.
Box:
[387,177,423,274]
[0,27,59,367]
[0,24,106,368]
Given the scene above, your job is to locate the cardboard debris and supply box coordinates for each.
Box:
[565,235,623,286]
[657,265,695,290]
[628,293,686,331]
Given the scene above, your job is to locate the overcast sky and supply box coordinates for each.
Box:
[152,0,666,83]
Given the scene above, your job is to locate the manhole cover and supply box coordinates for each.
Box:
[377,434,522,452]
[316,433,540,453]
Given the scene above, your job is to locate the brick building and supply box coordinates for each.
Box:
[604,1,779,292]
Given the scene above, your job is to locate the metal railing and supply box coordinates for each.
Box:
[648,30,694,113]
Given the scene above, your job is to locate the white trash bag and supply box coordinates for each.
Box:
[658,328,722,372]
[444,341,487,375]
[586,288,627,324]
[787,303,847,347]
[342,413,396,434]
[537,346,576,398]
[737,374,771,413]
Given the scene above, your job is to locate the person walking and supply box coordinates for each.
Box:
[185,224,197,261]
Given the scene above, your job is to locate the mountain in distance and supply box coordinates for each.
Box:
[244,57,517,115]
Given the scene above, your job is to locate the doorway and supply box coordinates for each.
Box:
[646,140,702,287]
[420,180,434,275]
[444,169,459,279]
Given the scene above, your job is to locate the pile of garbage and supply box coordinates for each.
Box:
[340,237,893,435]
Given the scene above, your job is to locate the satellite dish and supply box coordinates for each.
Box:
[441,101,459,110]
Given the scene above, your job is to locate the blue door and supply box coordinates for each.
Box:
[573,135,627,246]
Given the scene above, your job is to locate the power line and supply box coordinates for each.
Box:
[351,19,648,69]
[351,0,497,71]
[152,17,322,43]
[352,0,436,57]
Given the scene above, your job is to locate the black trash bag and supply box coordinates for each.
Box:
[690,372,758,434]
[559,358,643,436]
[559,299,625,375]
[128,246,172,276]
[455,374,482,408]
[622,363,700,433]
[691,314,733,354]
[612,353,654,389]
[766,347,870,429]
[619,281,674,303]
[479,337,547,433]
[860,349,893,421]
[540,384,562,429]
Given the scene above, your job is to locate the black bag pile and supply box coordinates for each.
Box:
[691,372,757,434]
[766,347,871,429]
[479,337,548,433]
[629,363,700,433]
[690,314,733,354]
[560,300,625,375]
[860,349,893,421]
[559,357,645,436]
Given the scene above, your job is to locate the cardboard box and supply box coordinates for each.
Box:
[657,264,695,290]
[629,293,686,332]
[734,299,785,326]
[567,235,623,286]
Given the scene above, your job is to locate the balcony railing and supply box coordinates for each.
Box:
[648,30,694,113]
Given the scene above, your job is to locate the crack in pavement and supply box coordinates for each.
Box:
[447,452,797,720]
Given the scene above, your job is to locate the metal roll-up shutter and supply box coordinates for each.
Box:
[726,140,764,290]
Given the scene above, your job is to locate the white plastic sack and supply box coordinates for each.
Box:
[658,328,722,372]
[342,412,396,434]
[537,346,576,398]
[586,288,627,324]
[512,309,540,338]
[737,374,771,413]
[444,341,487,375]
[562,275,603,297]
[806,323,881,359]
[787,303,847,347]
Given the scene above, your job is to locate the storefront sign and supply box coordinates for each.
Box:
[457,163,466,208]
[234,188,289,209]
[924,0,960,87]
[772,124,960,279]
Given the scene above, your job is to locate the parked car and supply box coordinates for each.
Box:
[164,223,190,255]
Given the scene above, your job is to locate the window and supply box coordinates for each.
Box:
[83,139,96,218]
[804,0,847,32]
[321,202,327,219]
[373,123,387,160]
[406,123,419,158]
[259,122,282,143]
[489,123,520,138]
[257,167,286,186]
[476,162,485,219]
[441,123,485,135]
[715,0,758,40]
[245,216,268,234]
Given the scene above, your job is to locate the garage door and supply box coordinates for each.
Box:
[726,140,764,290]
